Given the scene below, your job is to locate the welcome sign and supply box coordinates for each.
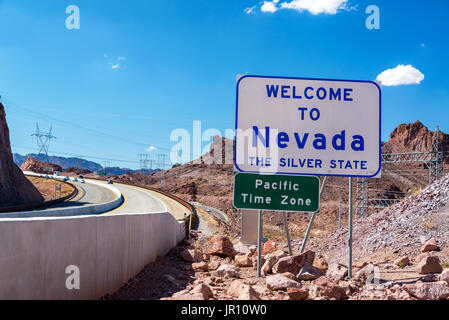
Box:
[234,75,381,178]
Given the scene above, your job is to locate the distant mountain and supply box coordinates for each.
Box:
[13,153,103,172]
[99,167,161,176]
[13,153,162,176]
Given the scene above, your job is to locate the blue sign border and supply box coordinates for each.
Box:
[234,75,382,178]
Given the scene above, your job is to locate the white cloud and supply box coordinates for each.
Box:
[253,0,354,15]
[261,0,280,13]
[146,146,157,152]
[420,43,426,48]
[376,65,424,87]
[281,0,352,15]
[244,6,257,14]
[105,55,127,70]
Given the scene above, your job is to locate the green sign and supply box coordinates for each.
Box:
[233,173,320,213]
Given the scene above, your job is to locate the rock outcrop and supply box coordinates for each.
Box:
[383,121,449,162]
[20,156,62,174]
[0,103,44,208]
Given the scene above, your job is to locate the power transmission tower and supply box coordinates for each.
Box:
[31,123,56,163]
[139,153,154,172]
[428,126,444,184]
[157,154,167,169]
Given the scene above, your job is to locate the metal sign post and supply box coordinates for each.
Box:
[339,192,342,230]
[283,212,293,256]
[300,176,327,253]
[257,210,263,278]
[348,177,353,278]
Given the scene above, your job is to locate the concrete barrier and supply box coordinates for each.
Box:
[0,211,185,299]
[0,176,123,219]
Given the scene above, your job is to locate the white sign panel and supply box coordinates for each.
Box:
[235,75,381,178]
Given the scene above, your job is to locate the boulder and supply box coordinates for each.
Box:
[190,284,214,300]
[314,254,329,271]
[327,262,348,281]
[297,265,324,281]
[234,254,252,267]
[192,262,209,272]
[261,255,278,276]
[394,256,410,267]
[207,261,220,271]
[180,249,203,263]
[403,281,449,300]
[416,253,430,263]
[262,240,277,255]
[282,272,297,281]
[251,255,266,269]
[172,284,214,300]
[309,277,347,300]
[199,235,235,257]
[212,264,239,278]
[272,251,315,275]
[354,264,377,282]
[418,256,443,274]
[233,242,254,255]
[421,238,438,253]
[266,274,300,291]
[227,280,260,300]
[287,287,309,300]
[439,269,449,284]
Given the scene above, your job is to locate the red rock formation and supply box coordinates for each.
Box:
[20,156,62,174]
[383,121,449,157]
[0,102,44,208]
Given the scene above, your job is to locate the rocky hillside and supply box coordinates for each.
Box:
[106,173,449,301]
[20,156,63,174]
[0,103,43,208]
[383,121,449,159]
[13,153,103,172]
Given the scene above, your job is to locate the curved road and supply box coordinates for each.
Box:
[105,183,167,214]
[42,181,115,210]
[20,173,190,220]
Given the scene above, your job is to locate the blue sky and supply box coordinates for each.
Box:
[0,0,448,169]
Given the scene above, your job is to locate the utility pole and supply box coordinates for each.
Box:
[31,123,56,164]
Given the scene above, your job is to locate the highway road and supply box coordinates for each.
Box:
[42,180,116,210]
[18,172,190,220]
[105,182,190,219]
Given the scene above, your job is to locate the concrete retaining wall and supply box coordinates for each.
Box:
[0,212,185,299]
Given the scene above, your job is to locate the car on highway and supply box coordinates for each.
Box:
[80,179,85,183]
[107,180,113,184]
[73,177,78,182]
[63,177,69,182]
